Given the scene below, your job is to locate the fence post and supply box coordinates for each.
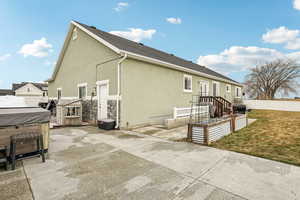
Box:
[173,107,177,119]
[204,125,209,145]
[187,123,192,142]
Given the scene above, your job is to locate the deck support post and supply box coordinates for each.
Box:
[187,123,192,142]
[204,125,209,145]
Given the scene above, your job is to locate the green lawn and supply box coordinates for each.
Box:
[210,110,300,166]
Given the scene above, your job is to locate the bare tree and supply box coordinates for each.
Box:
[245,59,300,99]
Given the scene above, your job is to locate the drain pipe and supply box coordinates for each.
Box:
[115,53,127,129]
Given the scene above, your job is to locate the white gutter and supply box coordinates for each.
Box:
[115,53,128,128]
[121,50,243,87]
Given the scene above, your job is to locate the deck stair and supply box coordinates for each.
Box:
[198,96,232,118]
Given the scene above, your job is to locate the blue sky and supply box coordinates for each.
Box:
[1,0,300,93]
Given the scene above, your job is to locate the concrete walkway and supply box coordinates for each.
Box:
[17,126,300,200]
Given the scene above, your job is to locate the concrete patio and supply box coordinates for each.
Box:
[1,126,300,200]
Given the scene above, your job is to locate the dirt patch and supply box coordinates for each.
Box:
[141,129,161,135]
[173,138,188,142]
[118,134,144,139]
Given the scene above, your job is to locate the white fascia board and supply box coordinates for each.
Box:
[71,21,121,54]
[122,50,243,87]
[47,23,75,82]
[47,21,242,88]
[47,21,122,82]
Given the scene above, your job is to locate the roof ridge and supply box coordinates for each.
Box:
[72,21,240,84]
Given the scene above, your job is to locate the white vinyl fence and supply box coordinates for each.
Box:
[173,106,209,119]
[0,96,48,108]
[244,100,300,112]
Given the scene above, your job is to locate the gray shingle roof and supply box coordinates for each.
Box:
[76,21,239,84]
[0,89,14,96]
[12,82,48,91]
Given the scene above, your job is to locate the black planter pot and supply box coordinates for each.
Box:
[97,119,116,130]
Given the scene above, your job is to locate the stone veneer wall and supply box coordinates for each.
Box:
[82,100,97,123]
[107,100,117,120]
[82,99,118,123]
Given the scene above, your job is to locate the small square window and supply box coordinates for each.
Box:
[183,75,192,92]
[236,87,241,97]
[78,86,87,99]
[57,89,62,100]
[226,84,231,93]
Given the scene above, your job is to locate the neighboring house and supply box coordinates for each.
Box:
[0,89,14,96]
[12,82,48,107]
[12,82,48,97]
[47,21,243,129]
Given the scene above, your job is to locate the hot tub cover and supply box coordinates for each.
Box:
[0,107,50,127]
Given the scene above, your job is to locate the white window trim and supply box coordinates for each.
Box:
[183,74,192,93]
[199,80,209,96]
[212,81,220,96]
[226,84,231,93]
[77,83,88,99]
[57,88,62,99]
[96,80,110,97]
[96,80,109,86]
[235,86,242,98]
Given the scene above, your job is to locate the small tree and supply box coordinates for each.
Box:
[245,59,300,99]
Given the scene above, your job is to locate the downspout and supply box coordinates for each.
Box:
[94,56,123,124]
[116,53,127,128]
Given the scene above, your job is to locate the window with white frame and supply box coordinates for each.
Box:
[226,84,231,93]
[78,83,87,99]
[183,75,192,92]
[57,88,62,100]
[199,81,209,96]
[212,81,220,96]
[235,87,241,97]
[65,106,80,117]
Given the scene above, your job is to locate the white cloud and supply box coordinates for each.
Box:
[0,54,11,61]
[166,17,182,24]
[262,26,299,44]
[294,0,300,10]
[262,26,300,50]
[114,2,129,12]
[18,37,53,58]
[109,28,156,42]
[285,38,300,50]
[196,46,298,74]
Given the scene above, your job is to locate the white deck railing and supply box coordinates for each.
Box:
[173,106,209,119]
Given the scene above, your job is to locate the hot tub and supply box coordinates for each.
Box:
[0,107,50,156]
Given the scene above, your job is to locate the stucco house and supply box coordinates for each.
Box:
[48,21,243,129]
